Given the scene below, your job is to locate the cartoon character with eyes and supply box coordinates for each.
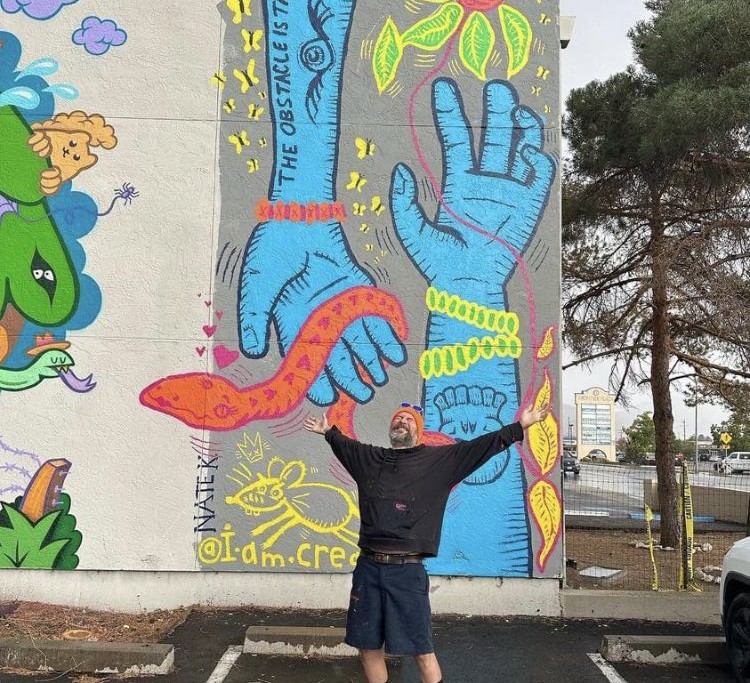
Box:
[27,111,117,195]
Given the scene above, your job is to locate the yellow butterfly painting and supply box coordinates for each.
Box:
[359,223,369,233]
[370,196,385,216]
[234,60,260,93]
[211,72,227,89]
[257,137,267,147]
[352,202,366,216]
[242,28,263,52]
[247,159,260,173]
[355,137,375,159]
[247,103,264,121]
[257,90,268,99]
[228,130,250,154]
[227,0,251,24]
[223,98,236,113]
[346,171,367,192]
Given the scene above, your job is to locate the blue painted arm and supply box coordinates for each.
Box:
[390,76,556,473]
[238,0,406,406]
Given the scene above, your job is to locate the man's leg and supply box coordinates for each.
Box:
[360,648,388,683]
[414,652,442,683]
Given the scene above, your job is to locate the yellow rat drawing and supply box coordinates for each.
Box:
[27,111,117,195]
[225,457,360,550]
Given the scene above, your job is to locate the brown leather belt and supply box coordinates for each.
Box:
[361,548,423,564]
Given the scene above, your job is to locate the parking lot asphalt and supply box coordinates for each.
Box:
[0,607,735,683]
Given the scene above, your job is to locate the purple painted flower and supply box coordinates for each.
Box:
[72,16,127,56]
[0,0,78,20]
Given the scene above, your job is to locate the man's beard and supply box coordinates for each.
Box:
[389,426,416,448]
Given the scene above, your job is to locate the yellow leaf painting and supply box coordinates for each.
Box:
[529,480,561,570]
[373,17,404,93]
[458,11,495,80]
[528,371,558,474]
[537,325,555,360]
[534,369,552,409]
[401,2,464,51]
[499,4,532,79]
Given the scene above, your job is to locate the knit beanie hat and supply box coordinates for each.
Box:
[390,404,424,444]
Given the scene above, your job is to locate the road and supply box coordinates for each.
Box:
[563,462,750,519]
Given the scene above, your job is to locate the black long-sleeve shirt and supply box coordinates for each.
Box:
[324,422,525,556]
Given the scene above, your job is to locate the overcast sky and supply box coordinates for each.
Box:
[558,0,728,437]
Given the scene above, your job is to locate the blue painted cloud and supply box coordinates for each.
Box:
[0,0,78,20]
[72,17,127,56]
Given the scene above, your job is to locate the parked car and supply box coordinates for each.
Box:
[562,453,580,476]
[721,537,750,681]
[722,452,750,475]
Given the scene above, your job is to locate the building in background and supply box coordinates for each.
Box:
[575,387,616,461]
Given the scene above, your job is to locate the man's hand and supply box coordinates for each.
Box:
[519,404,549,429]
[303,413,330,435]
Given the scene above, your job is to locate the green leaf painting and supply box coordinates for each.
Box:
[459,11,495,80]
[401,2,464,51]
[0,494,81,569]
[499,5,532,78]
[372,17,404,93]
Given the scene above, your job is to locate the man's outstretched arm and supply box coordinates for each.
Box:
[446,402,550,484]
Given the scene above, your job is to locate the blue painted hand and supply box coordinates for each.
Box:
[389,77,557,302]
[238,219,406,406]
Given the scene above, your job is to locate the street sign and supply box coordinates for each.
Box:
[720,432,732,445]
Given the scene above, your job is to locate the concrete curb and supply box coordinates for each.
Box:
[600,635,728,665]
[0,638,174,675]
[561,589,721,624]
[244,625,358,657]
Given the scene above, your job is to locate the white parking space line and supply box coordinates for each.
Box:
[205,645,243,683]
[587,653,630,683]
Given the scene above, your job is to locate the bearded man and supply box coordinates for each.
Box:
[303,400,548,683]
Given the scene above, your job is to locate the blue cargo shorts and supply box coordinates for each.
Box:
[345,555,433,655]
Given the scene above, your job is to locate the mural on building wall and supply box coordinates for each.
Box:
[141,0,561,577]
[0,21,129,568]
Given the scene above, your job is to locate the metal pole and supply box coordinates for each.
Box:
[694,375,699,474]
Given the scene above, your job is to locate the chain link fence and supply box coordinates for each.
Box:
[563,456,746,591]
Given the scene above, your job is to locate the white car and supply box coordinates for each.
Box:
[721,536,750,681]
[722,452,750,475]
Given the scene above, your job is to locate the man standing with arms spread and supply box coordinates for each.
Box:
[304,401,549,683]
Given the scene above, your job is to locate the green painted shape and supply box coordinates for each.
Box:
[0,503,66,568]
[0,349,74,392]
[0,105,78,327]
[0,105,50,204]
[0,493,80,569]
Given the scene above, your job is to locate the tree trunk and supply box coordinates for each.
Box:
[651,227,680,548]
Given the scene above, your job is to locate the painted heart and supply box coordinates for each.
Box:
[196,346,206,357]
[213,344,239,369]
[204,300,212,308]
[215,311,224,321]
[202,325,217,338]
